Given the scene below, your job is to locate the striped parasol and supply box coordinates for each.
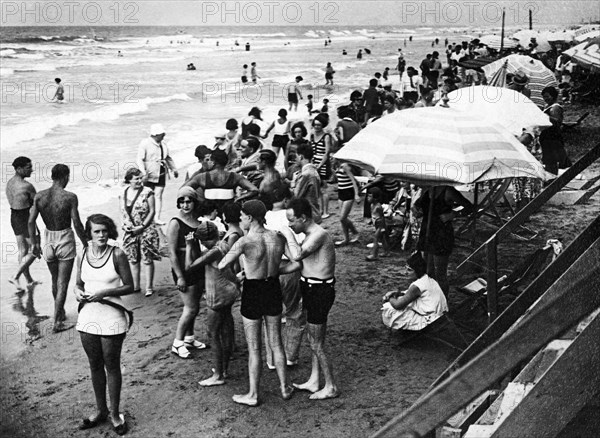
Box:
[478,34,519,50]
[511,30,552,52]
[333,107,548,186]
[438,86,552,136]
[574,28,599,42]
[481,54,558,108]
[541,29,576,43]
[564,38,600,73]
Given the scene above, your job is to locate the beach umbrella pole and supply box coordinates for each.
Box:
[529,9,533,30]
[424,188,435,272]
[500,8,505,52]
[471,183,479,249]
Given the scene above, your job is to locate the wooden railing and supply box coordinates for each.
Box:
[371,237,600,438]
[457,142,600,322]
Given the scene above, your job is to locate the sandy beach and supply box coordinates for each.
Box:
[1,100,599,437]
[2,9,600,437]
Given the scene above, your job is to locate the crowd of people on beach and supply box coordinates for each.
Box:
[6,30,593,434]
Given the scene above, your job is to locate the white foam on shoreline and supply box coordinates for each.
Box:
[1,93,192,149]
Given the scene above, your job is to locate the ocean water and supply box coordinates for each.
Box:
[0,23,563,353]
[0,25,466,226]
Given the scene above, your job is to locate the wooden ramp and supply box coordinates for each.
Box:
[371,231,600,438]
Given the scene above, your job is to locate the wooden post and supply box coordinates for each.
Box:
[500,9,505,52]
[424,188,435,271]
[529,9,533,30]
[471,183,478,250]
[486,235,498,323]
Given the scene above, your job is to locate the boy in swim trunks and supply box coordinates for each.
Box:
[280,197,339,400]
[28,164,88,332]
[6,156,39,290]
[218,200,295,406]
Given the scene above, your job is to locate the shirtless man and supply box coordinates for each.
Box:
[52,78,64,102]
[281,197,339,400]
[288,76,303,112]
[218,200,294,406]
[28,164,87,332]
[6,157,39,290]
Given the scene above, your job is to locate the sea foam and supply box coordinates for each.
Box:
[1,93,192,149]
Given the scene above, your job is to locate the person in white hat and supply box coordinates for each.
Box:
[136,123,179,225]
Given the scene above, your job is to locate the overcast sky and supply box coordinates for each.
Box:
[1,1,598,27]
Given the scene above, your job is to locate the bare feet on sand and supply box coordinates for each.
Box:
[292,380,319,393]
[199,375,225,387]
[281,385,294,400]
[232,393,258,407]
[309,387,340,400]
[53,321,74,333]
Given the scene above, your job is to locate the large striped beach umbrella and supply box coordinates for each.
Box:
[564,39,600,73]
[439,86,552,136]
[481,54,558,108]
[333,107,548,187]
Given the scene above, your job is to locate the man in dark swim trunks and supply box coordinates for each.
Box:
[28,164,88,332]
[6,156,39,291]
[281,197,339,400]
[218,200,295,406]
[288,76,303,112]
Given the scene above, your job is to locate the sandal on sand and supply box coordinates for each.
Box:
[365,255,378,261]
[133,288,141,294]
[145,288,154,297]
[112,414,128,436]
[184,339,208,350]
[171,344,191,359]
[334,240,349,247]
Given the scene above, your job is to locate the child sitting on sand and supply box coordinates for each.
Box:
[366,187,390,261]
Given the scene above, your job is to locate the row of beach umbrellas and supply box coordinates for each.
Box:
[477,26,599,53]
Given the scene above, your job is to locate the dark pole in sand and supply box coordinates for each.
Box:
[424,187,435,272]
[500,8,505,52]
[471,183,479,249]
[529,9,533,30]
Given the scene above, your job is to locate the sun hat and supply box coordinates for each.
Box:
[176,186,199,203]
[150,123,165,136]
[512,71,529,85]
